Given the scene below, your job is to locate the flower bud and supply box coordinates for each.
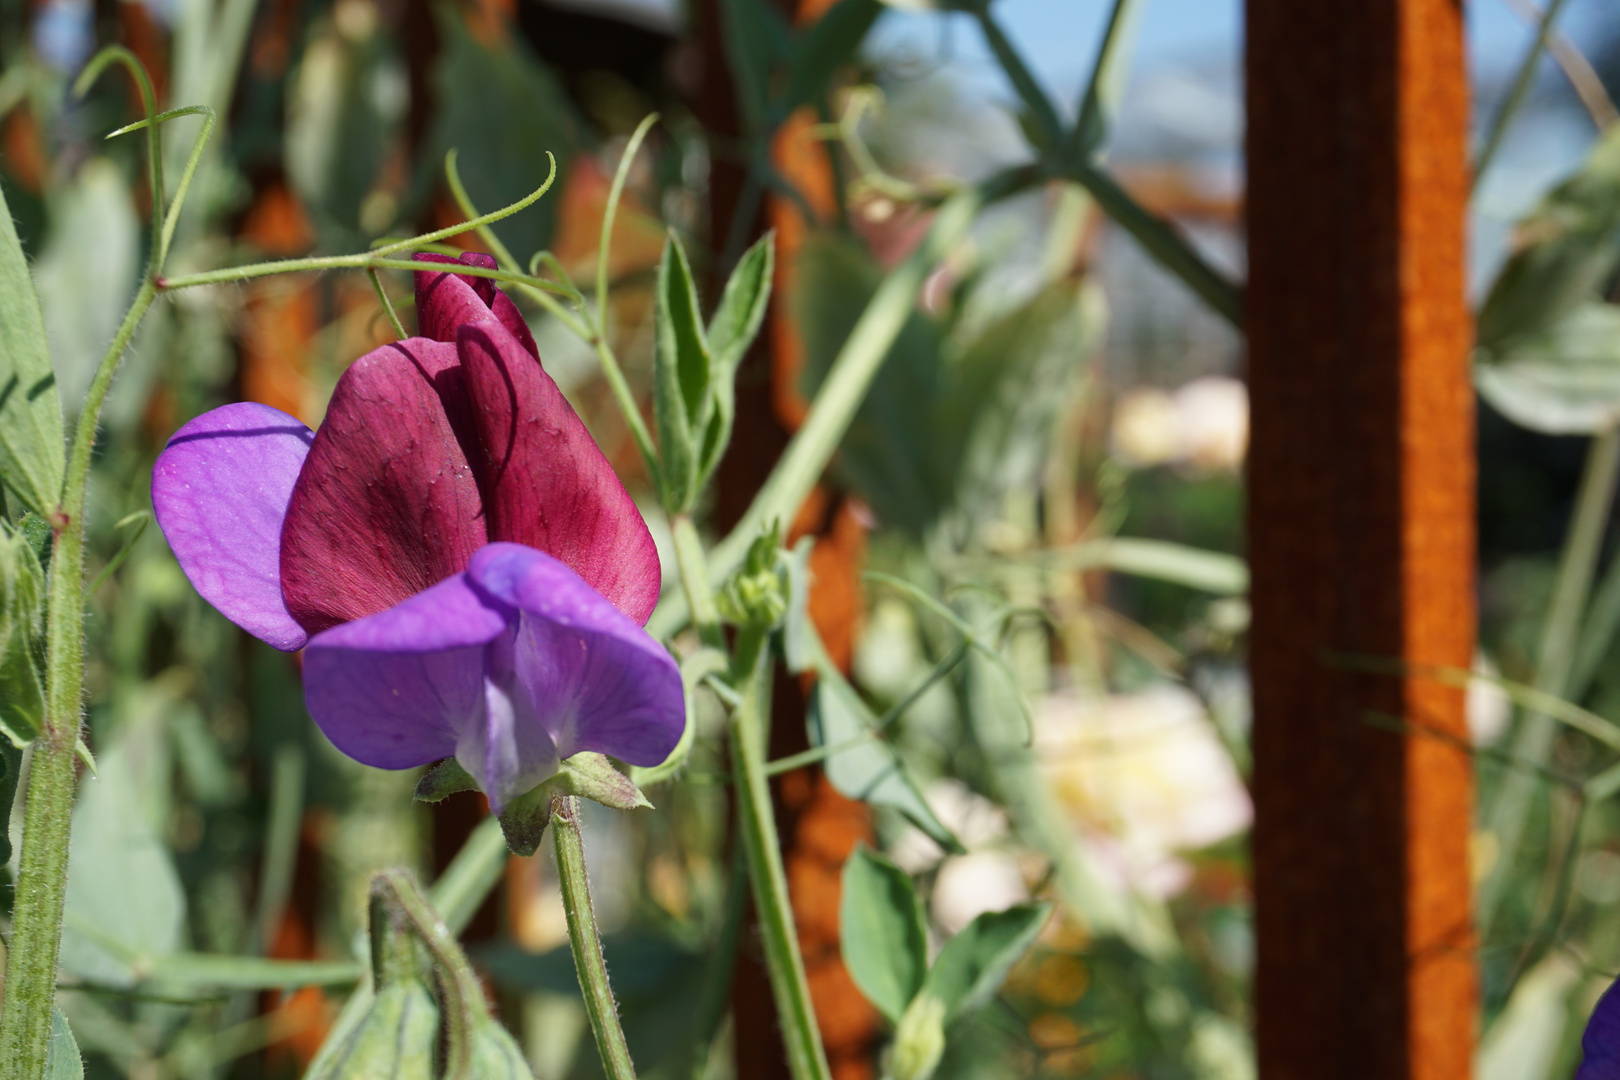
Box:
[466,1014,534,1079]
[719,523,789,629]
[888,993,947,1080]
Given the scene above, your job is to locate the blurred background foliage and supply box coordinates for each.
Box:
[6,0,1620,1078]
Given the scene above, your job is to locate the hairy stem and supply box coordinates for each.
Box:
[0,278,159,1079]
[552,796,638,1080]
[728,627,832,1080]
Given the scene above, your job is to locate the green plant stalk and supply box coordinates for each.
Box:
[551,796,639,1080]
[1067,161,1242,327]
[671,515,725,650]
[1474,0,1574,187]
[0,276,159,1080]
[1481,425,1620,931]
[728,627,832,1080]
[973,6,1065,150]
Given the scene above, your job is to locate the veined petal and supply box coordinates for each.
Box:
[280,338,488,634]
[454,628,561,812]
[468,543,683,768]
[1581,980,1620,1079]
[414,252,537,358]
[302,572,510,769]
[459,320,662,624]
[152,403,313,651]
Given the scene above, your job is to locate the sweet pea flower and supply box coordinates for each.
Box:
[1582,979,1620,1079]
[152,253,682,810]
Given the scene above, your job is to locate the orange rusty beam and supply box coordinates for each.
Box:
[1246,1,1476,1079]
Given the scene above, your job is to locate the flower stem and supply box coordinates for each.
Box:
[0,279,159,1080]
[728,627,832,1080]
[671,515,724,651]
[551,796,638,1080]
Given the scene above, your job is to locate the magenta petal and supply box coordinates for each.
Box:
[280,339,488,634]
[413,252,537,358]
[459,319,662,624]
[302,573,510,769]
[469,543,683,770]
[152,403,313,651]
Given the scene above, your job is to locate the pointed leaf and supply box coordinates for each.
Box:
[708,233,775,373]
[840,844,928,1023]
[0,522,45,744]
[60,740,187,986]
[0,179,64,515]
[653,234,710,512]
[700,234,775,483]
[46,1007,83,1080]
[1475,302,1620,434]
[922,902,1051,1020]
[810,677,961,851]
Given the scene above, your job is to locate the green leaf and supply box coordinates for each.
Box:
[0,176,64,515]
[717,0,791,133]
[45,1007,83,1080]
[708,233,776,372]
[1475,301,1620,434]
[839,844,928,1023]
[428,10,577,261]
[780,0,882,116]
[1477,124,1620,355]
[809,676,960,851]
[59,739,187,986]
[653,233,712,512]
[0,522,46,745]
[700,234,775,484]
[922,902,1051,1020]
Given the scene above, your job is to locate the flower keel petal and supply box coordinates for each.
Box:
[469,543,683,767]
[302,573,511,769]
[152,403,313,651]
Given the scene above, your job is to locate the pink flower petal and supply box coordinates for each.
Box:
[458,319,662,624]
[413,252,537,358]
[280,338,488,634]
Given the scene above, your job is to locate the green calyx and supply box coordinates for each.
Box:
[415,752,652,857]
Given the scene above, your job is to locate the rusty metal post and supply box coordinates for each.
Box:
[1245,2,1476,1078]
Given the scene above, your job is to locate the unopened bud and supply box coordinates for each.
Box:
[718,523,788,628]
[888,993,946,1080]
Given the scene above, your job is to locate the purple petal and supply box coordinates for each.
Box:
[455,627,561,812]
[413,252,538,358]
[280,338,488,635]
[152,403,313,651]
[302,572,511,769]
[469,543,683,769]
[458,320,662,624]
[1581,980,1620,1079]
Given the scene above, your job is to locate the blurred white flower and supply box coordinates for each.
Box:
[1110,376,1249,473]
[1037,684,1251,900]
[1468,651,1512,747]
[931,851,1028,935]
[889,778,1008,875]
[1175,376,1249,472]
[1110,387,1181,467]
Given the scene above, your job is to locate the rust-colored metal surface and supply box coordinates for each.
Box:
[1245,1,1476,1078]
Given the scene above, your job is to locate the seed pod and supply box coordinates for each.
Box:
[465,1015,534,1079]
[306,893,440,1080]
